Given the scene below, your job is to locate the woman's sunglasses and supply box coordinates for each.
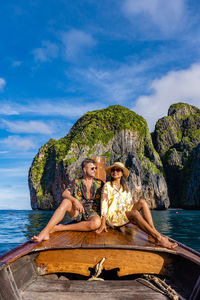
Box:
[111,168,122,172]
[91,167,97,170]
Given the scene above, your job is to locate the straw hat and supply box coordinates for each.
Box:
[106,162,130,179]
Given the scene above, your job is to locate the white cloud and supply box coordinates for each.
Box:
[1,120,54,134]
[0,135,36,151]
[122,0,186,36]
[0,166,28,178]
[33,41,59,62]
[0,101,104,118]
[61,29,97,61]
[0,104,19,115]
[0,78,6,91]
[133,63,200,131]
[74,61,149,103]
[26,102,102,117]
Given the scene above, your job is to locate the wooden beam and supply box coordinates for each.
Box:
[92,156,106,182]
[35,248,174,277]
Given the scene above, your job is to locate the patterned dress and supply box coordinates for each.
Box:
[67,178,104,221]
[101,181,134,226]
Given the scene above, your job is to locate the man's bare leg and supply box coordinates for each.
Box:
[126,201,177,249]
[51,215,101,232]
[31,199,77,242]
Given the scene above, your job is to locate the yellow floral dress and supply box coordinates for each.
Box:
[101,181,134,227]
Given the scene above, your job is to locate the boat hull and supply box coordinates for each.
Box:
[0,225,200,300]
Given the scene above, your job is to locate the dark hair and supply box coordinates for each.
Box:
[110,175,129,193]
[81,158,96,170]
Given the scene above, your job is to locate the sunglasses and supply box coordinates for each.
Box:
[111,168,122,172]
[91,167,97,170]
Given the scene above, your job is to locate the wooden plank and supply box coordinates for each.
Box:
[176,246,200,266]
[35,248,174,277]
[92,156,106,182]
[10,255,36,291]
[103,228,126,246]
[81,231,105,247]
[33,225,162,251]
[22,280,169,300]
[102,226,153,249]
[121,225,152,247]
[34,231,87,251]
[24,278,70,292]
[190,274,200,300]
[22,291,168,300]
[0,266,21,300]
[110,226,138,246]
[1,225,199,268]
[0,241,36,265]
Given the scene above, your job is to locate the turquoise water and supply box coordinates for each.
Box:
[0,209,200,256]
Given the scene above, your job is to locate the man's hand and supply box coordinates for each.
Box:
[62,189,84,214]
[72,199,84,213]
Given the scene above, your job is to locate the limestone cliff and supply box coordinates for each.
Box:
[29,105,169,210]
[152,103,200,208]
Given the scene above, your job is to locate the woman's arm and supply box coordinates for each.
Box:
[96,183,109,234]
[96,216,107,233]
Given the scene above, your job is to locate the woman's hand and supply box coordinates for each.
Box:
[96,223,107,234]
[96,217,108,234]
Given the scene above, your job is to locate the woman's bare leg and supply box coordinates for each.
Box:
[132,199,155,229]
[31,199,76,242]
[51,215,101,232]
[126,200,177,249]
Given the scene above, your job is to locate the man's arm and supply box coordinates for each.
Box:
[62,189,84,213]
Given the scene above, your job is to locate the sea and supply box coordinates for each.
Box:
[0,209,200,256]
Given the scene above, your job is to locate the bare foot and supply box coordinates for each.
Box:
[30,230,50,242]
[157,236,178,249]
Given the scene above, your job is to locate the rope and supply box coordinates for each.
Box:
[87,259,179,299]
[137,275,179,300]
[88,257,106,281]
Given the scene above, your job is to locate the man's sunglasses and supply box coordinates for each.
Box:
[91,167,97,170]
[111,168,122,172]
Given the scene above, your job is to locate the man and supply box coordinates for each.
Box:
[31,158,103,242]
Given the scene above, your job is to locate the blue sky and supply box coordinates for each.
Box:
[0,0,200,209]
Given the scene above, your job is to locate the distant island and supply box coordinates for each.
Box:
[29,103,200,210]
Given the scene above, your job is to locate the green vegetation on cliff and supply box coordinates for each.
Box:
[56,105,148,163]
[153,102,200,207]
[154,102,200,157]
[29,105,162,208]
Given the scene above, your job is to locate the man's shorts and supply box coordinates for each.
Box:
[75,210,98,222]
[74,198,99,221]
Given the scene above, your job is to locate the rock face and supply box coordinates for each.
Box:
[152,103,200,208]
[29,105,169,210]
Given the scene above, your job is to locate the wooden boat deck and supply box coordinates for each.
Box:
[21,279,170,300]
[1,224,200,267]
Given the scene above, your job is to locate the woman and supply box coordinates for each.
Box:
[96,162,177,249]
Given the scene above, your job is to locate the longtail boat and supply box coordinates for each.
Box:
[0,225,200,300]
[1,157,199,299]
